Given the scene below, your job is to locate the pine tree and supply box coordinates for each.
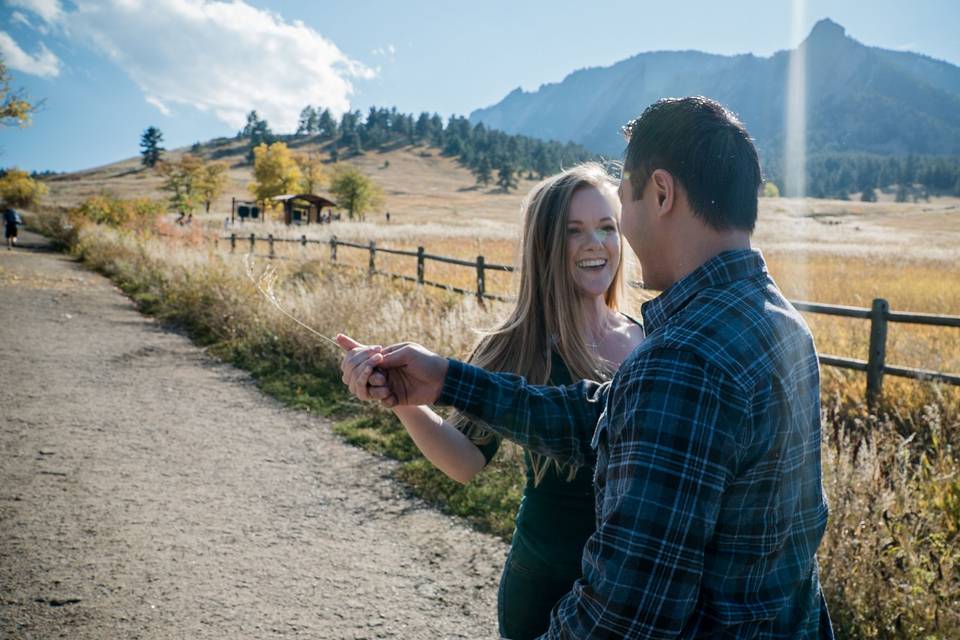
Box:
[414,112,431,143]
[428,113,444,146]
[317,109,336,138]
[140,126,164,167]
[497,162,518,192]
[895,184,909,203]
[474,156,492,186]
[241,111,273,162]
[296,106,317,135]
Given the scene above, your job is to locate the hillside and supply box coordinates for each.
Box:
[38,138,960,265]
[40,138,542,227]
[469,19,960,159]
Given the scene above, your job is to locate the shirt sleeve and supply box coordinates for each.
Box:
[437,358,609,469]
[543,348,740,639]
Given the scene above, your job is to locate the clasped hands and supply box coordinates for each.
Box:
[335,334,449,407]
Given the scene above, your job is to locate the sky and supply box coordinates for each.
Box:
[1,0,959,172]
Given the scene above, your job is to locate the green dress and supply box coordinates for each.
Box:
[475,351,596,640]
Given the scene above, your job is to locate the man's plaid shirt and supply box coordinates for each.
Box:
[439,249,832,638]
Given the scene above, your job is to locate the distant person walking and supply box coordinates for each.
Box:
[3,205,22,250]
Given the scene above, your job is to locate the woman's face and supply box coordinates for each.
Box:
[565,185,621,299]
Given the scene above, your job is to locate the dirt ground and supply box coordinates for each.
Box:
[0,230,507,639]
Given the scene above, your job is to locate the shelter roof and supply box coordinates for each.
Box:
[271,194,337,208]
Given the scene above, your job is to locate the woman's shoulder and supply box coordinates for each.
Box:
[616,312,645,341]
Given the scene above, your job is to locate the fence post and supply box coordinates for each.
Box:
[249,233,256,253]
[866,298,889,409]
[417,246,425,284]
[368,240,377,276]
[330,235,338,262]
[476,255,486,301]
[268,233,275,259]
[230,233,236,253]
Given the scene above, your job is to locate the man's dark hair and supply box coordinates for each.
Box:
[622,96,761,232]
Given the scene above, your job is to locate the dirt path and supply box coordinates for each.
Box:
[0,231,507,639]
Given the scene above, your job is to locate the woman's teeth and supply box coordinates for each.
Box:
[577,258,607,270]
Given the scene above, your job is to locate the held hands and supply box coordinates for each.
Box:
[335,334,449,407]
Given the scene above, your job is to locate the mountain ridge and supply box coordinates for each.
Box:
[469,19,960,158]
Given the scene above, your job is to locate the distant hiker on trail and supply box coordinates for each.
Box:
[4,205,22,250]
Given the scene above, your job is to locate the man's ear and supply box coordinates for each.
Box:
[650,169,675,218]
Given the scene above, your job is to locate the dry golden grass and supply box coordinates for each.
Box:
[216,220,960,408]
[42,142,960,259]
[35,197,957,637]
[43,139,960,411]
[34,144,960,637]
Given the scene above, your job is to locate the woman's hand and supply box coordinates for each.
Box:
[336,334,448,407]
[337,335,387,401]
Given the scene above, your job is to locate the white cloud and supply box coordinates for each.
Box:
[10,11,33,27]
[0,31,61,76]
[145,94,172,116]
[55,0,375,131]
[7,0,64,24]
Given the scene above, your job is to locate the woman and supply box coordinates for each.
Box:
[343,162,644,639]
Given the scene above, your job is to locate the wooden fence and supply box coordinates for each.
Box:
[224,232,960,406]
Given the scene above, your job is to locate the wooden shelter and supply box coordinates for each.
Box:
[272,194,338,225]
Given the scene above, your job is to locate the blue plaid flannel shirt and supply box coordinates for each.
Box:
[439,249,833,638]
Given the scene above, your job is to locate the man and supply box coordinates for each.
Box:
[339,97,833,638]
[3,204,21,250]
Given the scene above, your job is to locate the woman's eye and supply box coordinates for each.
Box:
[567,228,581,235]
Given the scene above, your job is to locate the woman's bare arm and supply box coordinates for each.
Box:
[391,405,487,484]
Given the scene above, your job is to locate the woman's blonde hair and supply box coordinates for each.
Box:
[456,161,626,484]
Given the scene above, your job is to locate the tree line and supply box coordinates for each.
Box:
[760,153,960,200]
[240,105,598,191]
[249,106,960,199]
[139,106,960,213]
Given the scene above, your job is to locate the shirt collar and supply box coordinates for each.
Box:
[641,249,768,334]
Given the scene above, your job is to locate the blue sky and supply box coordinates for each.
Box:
[2,0,958,172]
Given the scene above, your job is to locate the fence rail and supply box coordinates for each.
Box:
[222,233,960,405]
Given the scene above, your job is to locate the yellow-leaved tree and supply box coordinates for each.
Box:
[197,161,229,213]
[329,164,383,221]
[1,56,34,128]
[249,142,301,213]
[0,168,48,208]
[157,154,205,219]
[296,152,326,195]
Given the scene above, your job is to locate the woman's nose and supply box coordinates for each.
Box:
[588,229,609,245]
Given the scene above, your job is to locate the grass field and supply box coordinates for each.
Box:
[32,142,960,638]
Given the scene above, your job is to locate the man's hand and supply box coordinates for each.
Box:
[336,334,449,407]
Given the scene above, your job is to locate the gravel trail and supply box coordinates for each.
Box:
[0,231,507,639]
